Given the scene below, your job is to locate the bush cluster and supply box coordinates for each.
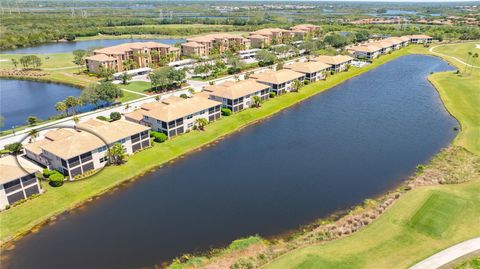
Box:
[150,131,168,143]
[221,108,232,116]
[48,171,65,187]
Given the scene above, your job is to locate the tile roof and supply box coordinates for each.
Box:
[143,96,221,122]
[312,55,354,65]
[284,61,331,73]
[204,79,271,99]
[182,41,205,48]
[0,156,39,184]
[85,54,117,62]
[93,42,174,55]
[250,69,305,84]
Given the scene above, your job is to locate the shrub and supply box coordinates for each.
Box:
[49,172,64,187]
[110,112,121,121]
[269,92,276,98]
[96,115,108,121]
[303,80,310,85]
[150,131,168,143]
[43,168,57,178]
[221,108,232,116]
[4,142,23,155]
[180,93,189,99]
[227,66,241,75]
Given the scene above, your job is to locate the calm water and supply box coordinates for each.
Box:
[1,38,185,54]
[0,80,82,130]
[3,55,457,269]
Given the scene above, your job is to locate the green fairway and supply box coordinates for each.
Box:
[408,191,466,238]
[0,53,75,69]
[263,179,480,269]
[0,48,412,244]
[432,42,480,66]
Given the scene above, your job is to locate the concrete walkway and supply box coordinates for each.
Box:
[409,237,480,269]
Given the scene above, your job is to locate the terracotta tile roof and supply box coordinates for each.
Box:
[93,42,174,55]
[248,35,267,39]
[44,129,75,141]
[188,33,245,43]
[0,156,39,184]
[312,55,354,65]
[349,44,382,53]
[85,54,117,62]
[250,69,304,84]
[40,119,149,159]
[143,96,221,122]
[408,34,432,39]
[24,138,52,155]
[284,61,331,73]
[205,79,271,100]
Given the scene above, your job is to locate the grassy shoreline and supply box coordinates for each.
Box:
[0,47,413,245]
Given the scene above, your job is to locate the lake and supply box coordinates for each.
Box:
[0,80,83,131]
[2,55,457,268]
[1,38,185,54]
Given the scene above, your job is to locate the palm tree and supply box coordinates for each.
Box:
[291,79,302,92]
[252,95,262,108]
[195,118,208,131]
[55,101,67,116]
[28,129,39,142]
[464,51,472,74]
[469,53,478,74]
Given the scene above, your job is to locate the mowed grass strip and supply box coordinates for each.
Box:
[0,48,411,244]
[408,191,466,238]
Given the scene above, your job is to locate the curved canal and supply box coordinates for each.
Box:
[1,38,185,54]
[0,79,82,131]
[2,55,457,268]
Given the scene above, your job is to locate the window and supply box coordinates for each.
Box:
[3,179,21,194]
[186,114,193,119]
[98,146,107,152]
[100,156,108,163]
[187,123,193,128]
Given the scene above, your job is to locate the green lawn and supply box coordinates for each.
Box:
[263,179,480,269]
[0,48,412,244]
[118,90,145,102]
[432,42,480,66]
[0,53,75,69]
[121,81,152,94]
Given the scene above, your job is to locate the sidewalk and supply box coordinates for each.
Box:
[409,237,480,269]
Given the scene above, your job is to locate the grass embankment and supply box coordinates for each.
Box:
[0,48,411,244]
[260,43,480,269]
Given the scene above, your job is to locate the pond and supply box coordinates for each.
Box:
[2,55,457,269]
[0,79,85,131]
[1,38,186,54]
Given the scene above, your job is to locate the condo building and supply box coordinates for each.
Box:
[128,96,222,138]
[85,42,180,74]
[203,79,271,112]
[312,55,354,72]
[284,61,331,81]
[181,33,251,57]
[249,28,294,47]
[250,69,305,95]
[24,119,150,179]
[0,156,42,210]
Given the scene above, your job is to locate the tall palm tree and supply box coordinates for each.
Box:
[464,51,472,74]
[28,129,39,142]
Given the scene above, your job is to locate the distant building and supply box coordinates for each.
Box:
[203,79,271,112]
[24,119,150,179]
[181,33,251,57]
[250,69,305,95]
[85,42,180,74]
[0,155,42,210]
[407,35,433,44]
[249,28,294,47]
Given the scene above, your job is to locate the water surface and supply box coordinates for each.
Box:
[3,55,457,269]
[0,80,82,130]
[1,38,185,54]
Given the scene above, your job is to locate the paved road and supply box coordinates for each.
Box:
[409,237,480,269]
